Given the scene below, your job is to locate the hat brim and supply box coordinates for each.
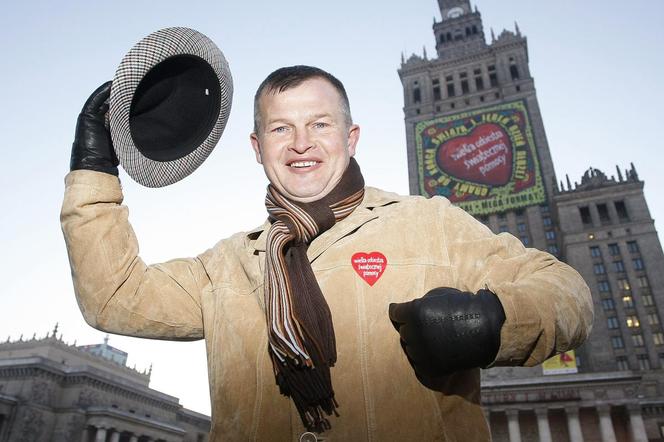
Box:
[109,27,233,188]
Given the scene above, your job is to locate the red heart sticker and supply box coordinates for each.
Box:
[351,252,387,286]
[437,123,513,186]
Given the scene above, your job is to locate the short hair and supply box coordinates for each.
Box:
[253,65,352,133]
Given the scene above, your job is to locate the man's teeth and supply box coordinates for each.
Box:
[290,161,318,168]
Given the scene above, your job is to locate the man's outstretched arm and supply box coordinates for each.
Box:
[61,82,211,340]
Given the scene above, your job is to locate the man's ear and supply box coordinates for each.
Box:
[250,133,263,164]
[347,124,360,157]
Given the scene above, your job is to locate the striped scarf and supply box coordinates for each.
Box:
[263,158,365,432]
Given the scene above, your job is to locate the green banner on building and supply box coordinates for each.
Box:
[415,100,545,215]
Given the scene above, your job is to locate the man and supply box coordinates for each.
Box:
[62,66,593,441]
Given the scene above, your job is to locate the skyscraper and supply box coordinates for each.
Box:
[399,1,664,440]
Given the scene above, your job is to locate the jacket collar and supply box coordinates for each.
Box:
[247,187,400,261]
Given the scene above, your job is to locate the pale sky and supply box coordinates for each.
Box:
[1,0,663,416]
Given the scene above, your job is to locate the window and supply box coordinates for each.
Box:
[597,203,611,224]
[475,76,484,91]
[445,75,455,97]
[617,356,629,370]
[590,246,601,258]
[543,216,552,227]
[626,315,641,328]
[617,278,631,291]
[647,313,660,326]
[461,79,469,94]
[432,79,441,101]
[488,65,498,87]
[622,295,634,309]
[615,201,629,221]
[642,293,655,307]
[498,212,506,221]
[547,245,559,255]
[659,353,664,368]
[520,236,530,246]
[632,334,645,347]
[509,63,519,80]
[517,223,527,233]
[607,317,620,329]
[499,225,509,233]
[613,261,625,272]
[413,87,421,104]
[594,263,606,275]
[654,332,664,346]
[579,206,592,225]
[611,336,624,349]
[627,241,639,253]
[545,230,556,241]
[515,209,525,219]
[637,354,651,370]
[608,243,620,256]
[598,280,611,293]
[633,258,645,270]
[637,276,649,288]
[602,298,615,311]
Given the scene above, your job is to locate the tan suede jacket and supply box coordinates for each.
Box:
[61,170,593,442]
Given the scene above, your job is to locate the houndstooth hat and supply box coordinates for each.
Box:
[109,27,232,187]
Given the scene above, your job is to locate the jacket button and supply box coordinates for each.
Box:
[299,432,318,442]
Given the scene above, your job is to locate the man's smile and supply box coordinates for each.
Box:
[286,159,323,173]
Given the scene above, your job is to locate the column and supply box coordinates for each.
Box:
[506,409,522,442]
[565,406,584,442]
[80,427,90,442]
[95,427,107,442]
[628,405,648,442]
[483,409,492,436]
[129,435,138,442]
[110,430,121,442]
[534,408,552,442]
[597,405,617,442]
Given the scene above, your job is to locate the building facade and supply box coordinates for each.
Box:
[399,1,664,441]
[0,328,209,442]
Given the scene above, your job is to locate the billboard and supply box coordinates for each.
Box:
[414,100,545,215]
[542,350,578,375]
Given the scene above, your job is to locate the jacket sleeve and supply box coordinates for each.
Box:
[441,201,594,367]
[60,170,211,340]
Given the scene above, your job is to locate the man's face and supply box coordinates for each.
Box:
[250,77,360,203]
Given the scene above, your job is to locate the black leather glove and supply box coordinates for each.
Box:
[70,81,119,176]
[389,287,506,389]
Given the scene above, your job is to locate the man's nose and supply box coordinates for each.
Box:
[290,128,314,154]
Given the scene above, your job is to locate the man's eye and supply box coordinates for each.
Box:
[272,126,288,133]
[313,122,329,129]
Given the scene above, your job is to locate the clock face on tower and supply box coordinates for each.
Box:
[447,7,464,18]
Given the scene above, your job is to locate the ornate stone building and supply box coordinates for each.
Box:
[0,328,209,442]
[399,1,664,441]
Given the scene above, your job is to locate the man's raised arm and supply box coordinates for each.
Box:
[61,82,211,340]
